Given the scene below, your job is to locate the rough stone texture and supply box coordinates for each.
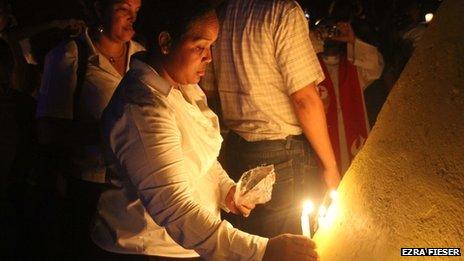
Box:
[313,0,464,260]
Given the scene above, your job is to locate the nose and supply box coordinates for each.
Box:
[128,9,137,22]
[203,47,212,63]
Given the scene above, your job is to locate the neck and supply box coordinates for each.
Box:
[92,29,125,55]
[148,53,178,88]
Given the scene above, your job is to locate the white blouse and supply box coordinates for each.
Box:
[36,28,145,182]
[92,55,268,260]
[37,28,145,121]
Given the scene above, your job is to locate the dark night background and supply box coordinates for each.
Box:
[10,0,442,28]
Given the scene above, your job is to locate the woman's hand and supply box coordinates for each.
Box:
[263,234,319,261]
[225,186,256,217]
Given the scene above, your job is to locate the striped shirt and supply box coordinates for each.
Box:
[202,0,324,141]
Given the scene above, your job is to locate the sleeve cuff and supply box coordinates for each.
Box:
[287,78,324,96]
[220,179,236,212]
[256,237,269,261]
[227,224,269,261]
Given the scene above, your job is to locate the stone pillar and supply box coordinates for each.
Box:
[313,0,464,259]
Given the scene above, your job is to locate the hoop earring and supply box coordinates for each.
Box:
[98,25,104,33]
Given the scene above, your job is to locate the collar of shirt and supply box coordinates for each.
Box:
[129,52,174,97]
[81,27,139,76]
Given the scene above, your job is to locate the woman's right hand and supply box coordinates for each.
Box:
[263,234,319,261]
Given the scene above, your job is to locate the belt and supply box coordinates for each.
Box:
[228,131,306,146]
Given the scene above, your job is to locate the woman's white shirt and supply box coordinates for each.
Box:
[36,29,145,182]
[92,55,268,260]
[37,28,145,121]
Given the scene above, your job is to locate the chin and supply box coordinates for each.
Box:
[182,75,201,85]
[117,32,134,43]
[191,76,201,84]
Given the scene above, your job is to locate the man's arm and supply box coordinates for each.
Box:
[290,83,340,189]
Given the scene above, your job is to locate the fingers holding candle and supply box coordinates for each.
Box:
[263,234,319,261]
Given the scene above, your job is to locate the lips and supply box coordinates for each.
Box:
[123,24,134,32]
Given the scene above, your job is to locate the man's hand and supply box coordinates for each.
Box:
[263,234,319,261]
[225,186,255,217]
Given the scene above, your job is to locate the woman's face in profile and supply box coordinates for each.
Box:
[164,11,219,85]
[106,0,141,43]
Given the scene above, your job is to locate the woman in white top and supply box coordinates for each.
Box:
[35,0,144,257]
[93,1,318,260]
[37,0,144,182]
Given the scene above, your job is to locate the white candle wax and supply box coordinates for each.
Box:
[301,200,314,238]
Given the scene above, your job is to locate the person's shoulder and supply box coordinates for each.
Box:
[119,72,171,110]
[273,0,300,11]
[45,38,79,64]
[103,77,174,130]
[265,0,302,20]
[130,39,146,53]
[252,0,299,11]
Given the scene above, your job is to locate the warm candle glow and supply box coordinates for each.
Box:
[330,190,338,200]
[318,190,339,229]
[425,13,434,23]
[301,200,314,237]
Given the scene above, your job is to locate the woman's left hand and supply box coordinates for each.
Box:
[225,186,256,217]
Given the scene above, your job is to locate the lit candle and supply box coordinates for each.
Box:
[301,200,314,238]
[425,13,434,23]
[318,190,339,229]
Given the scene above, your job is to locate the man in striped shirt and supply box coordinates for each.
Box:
[202,0,340,237]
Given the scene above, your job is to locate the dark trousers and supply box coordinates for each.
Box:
[64,177,106,259]
[223,131,325,238]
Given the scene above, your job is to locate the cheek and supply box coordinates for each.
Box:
[184,57,202,80]
[176,52,199,72]
[111,14,125,29]
[169,53,201,83]
[110,15,134,39]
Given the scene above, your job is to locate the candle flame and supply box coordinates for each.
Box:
[330,190,338,200]
[302,200,314,215]
[425,13,434,23]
